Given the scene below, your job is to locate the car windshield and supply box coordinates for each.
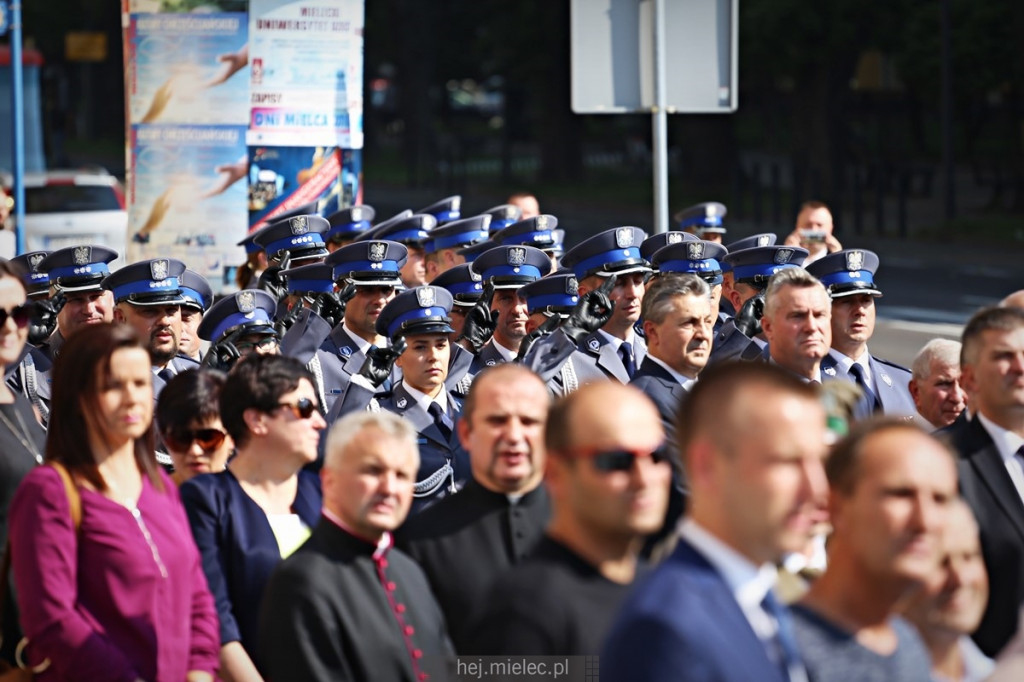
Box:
[25,184,120,213]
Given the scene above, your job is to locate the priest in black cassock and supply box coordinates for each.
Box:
[468,382,672,655]
[396,364,552,653]
[258,411,455,681]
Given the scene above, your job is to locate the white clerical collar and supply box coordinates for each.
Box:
[322,508,393,558]
[402,380,448,415]
[342,321,373,353]
[647,354,697,389]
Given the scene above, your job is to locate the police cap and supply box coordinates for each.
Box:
[561,226,650,281]
[197,289,278,343]
[326,240,407,287]
[38,245,118,293]
[103,258,187,306]
[470,244,551,290]
[375,286,455,340]
[804,249,882,298]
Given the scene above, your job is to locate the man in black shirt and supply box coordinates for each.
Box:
[469,381,671,655]
[396,363,551,653]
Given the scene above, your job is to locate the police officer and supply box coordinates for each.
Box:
[103,258,198,393]
[36,245,119,361]
[198,289,281,371]
[525,226,651,395]
[719,232,777,316]
[430,263,484,342]
[416,195,461,226]
[285,240,407,414]
[469,244,552,368]
[357,213,435,288]
[423,214,492,281]
[323,204,374,253]
[481,203,522,233]
[807,249,915,419]
[651,239,728,324]
[9,251,51,302]
[179,270,213,362]
[674,201,727,243]
[327,286,471,512]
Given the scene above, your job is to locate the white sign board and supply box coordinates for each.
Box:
[572,0,737,114]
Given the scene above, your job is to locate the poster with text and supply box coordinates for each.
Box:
[126,124,249,284]
[247,0,364,148]
[125,11,249,125]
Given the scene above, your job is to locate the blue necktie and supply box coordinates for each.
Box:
[619,342,636,379]
[761,590,807,682]
[849,363,879,412]
[427,401,453,441]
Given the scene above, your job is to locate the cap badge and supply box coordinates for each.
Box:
[846,250,864,271]
[567,277,579,296]
[73,246,91,266]
[705,204,716,217]
[350,207,364,222]
[537,215,548,229]
[368,242,387,262]
[774,248,794,265]
[667,233,683,244]
[150,259,169,281]
[416,286,436,308]
[28,253,45,271]
[507,247,527,267]
[450,197,461,211]
[290,216,308,235]
[757,235,772,247]
[615,227,634,248]
[469,269,482,282]
[236,291,256,313]
[687,242,705,260]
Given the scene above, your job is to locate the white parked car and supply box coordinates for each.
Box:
[1,168,128,267]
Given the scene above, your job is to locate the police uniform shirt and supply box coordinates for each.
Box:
[401,380,449,421]
[486,339,518,364]
[396,479,551,654]
[827,349,874,392]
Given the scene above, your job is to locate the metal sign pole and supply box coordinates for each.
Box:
[10,0,25,254]
[651,0,669,234]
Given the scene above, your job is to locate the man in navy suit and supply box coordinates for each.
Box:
[949,305,1024,656]
[602,361,829,681]
[630,273,713,446]
[808,249,916,420]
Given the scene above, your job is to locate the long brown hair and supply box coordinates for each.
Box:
[46,322,163,492]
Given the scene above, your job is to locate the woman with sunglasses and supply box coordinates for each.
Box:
[180,353,325,680]
[0,260,46,666]
[8,322,219,680]
[156,369,233,486]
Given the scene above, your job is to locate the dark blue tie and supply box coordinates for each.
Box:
[849,363,879,412]
[619,342,636,379]
[761,590,806,682]
[427,401,453,441]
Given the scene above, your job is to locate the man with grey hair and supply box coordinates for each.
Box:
[630,273,713,442]
[759,267,832,382]
[949,305,1024,656]
[259,411,455,680]
[910,338,968,430]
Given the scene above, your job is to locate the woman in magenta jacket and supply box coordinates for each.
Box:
[9,322,219,681]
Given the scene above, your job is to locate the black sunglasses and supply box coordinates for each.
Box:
[0,303,33,330]
[573,444,671,473]
[277,397,319,420]
[165,428,227,453]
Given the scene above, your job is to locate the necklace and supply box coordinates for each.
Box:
[0,403,42,464]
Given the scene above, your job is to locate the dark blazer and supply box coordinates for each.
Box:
[707,318,764,366]
[258,520,455,681]
[397,480,551,653]
[952,416,1024,656]
[179,469,322,656]
[629,357,691,444]
[601,538,788,682]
